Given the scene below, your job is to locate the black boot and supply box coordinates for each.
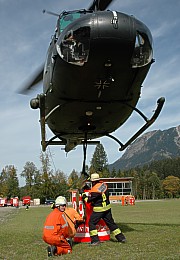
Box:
[47,245,57,257]
[90,235,100,246]
[115,232,126,243]
[66,238,73,248]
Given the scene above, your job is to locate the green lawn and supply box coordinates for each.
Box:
[0,200,179,260]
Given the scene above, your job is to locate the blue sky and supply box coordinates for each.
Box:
[0,0,179,186]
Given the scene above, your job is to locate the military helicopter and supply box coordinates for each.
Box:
[21,0,165,173]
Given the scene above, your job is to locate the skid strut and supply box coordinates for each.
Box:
[106,97,165,151]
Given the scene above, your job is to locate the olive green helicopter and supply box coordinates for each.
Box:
[20,0,165,174]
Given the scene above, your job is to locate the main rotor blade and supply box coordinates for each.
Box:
[18,64,44,94]
[88,0,114,11]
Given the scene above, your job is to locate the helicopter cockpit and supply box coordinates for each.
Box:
[56,11,91,66]
[56,10,153,68]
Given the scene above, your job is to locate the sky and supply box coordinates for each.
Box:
[0,0,179,186]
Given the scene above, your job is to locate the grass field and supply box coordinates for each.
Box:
[0,200,179,260]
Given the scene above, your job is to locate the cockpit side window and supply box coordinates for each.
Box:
[131,31,153,68]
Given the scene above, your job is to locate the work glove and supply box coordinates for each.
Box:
[82,193,88,203]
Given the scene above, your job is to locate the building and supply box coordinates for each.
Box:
[100,177,134,202]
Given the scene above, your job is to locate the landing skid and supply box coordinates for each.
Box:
[36,94,165,176]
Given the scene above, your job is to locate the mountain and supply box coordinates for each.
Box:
[108,125,180,171]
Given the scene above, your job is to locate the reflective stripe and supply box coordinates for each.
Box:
[97,183,107,193]
[111,11,118,29]
[61,213,69,228]
[93,204,111,212]
[90,229,98,236]
[113,228,121,236]
[44,225,54,230]
[75,230,110,237]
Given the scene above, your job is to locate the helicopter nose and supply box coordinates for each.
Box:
[56,11,134,66]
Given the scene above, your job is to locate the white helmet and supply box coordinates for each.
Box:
[91,173,100,181]
[55,196,67,206]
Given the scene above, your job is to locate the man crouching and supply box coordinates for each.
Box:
[43,196,72,257]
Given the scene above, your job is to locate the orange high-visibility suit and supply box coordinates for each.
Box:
[65,207,84,238]
[43,208,72,255]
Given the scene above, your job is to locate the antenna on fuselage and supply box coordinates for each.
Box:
[42,9,59,17]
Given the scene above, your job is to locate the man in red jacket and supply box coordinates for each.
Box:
[43,196,72,257]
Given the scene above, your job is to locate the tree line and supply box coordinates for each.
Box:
[0,144,179,201]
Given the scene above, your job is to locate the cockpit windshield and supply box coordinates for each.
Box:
[59,10,88,33]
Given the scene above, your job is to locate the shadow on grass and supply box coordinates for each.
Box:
[117,222,135,233]
[72,222,135,247]
[116,222,180,236]
[121,222,180,227]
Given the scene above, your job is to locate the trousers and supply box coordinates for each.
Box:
[89,209,121,243]
[44,236,72,255]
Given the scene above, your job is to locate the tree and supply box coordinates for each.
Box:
[116,169,125,177]
[21,161,37,196]
[51,170,69,199]
[1,165,19,199]
[129,169,140,199]
[68,169,80,190]
[162,175,180,198]
[101,168,110,178]
[40,152,54,203]
[147,172,161,199]
[138,169,148,200]
[90,143,108,175]
[110,167,117,177]
[32,169,42,198]
[0,168,8,196]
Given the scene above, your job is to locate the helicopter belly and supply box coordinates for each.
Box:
[46,94,135,140]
